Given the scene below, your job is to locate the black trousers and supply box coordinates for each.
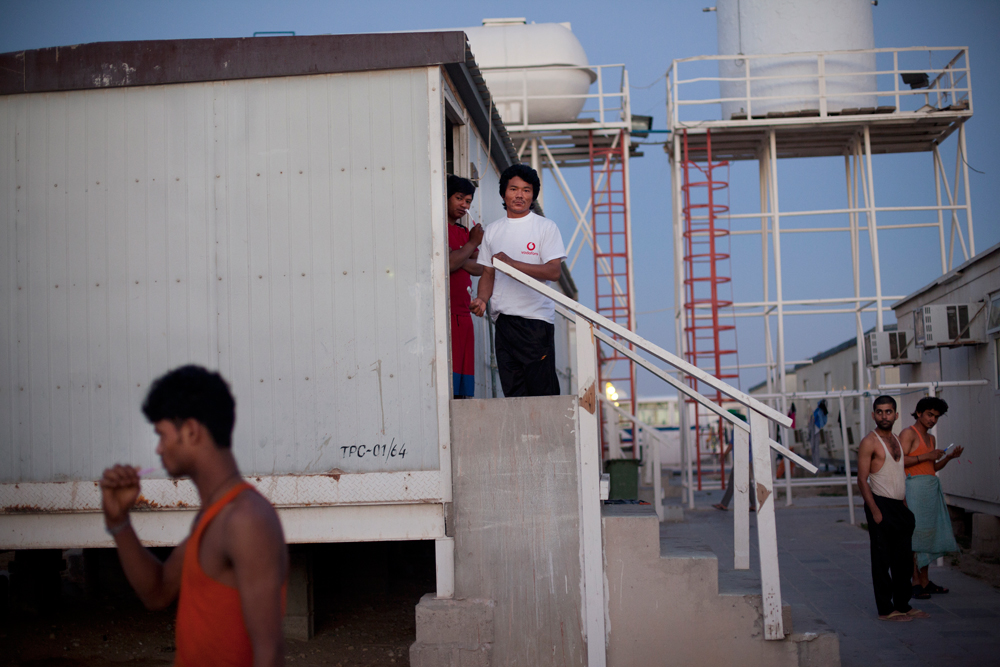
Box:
[494,314,560,397]
[864,494,915,616]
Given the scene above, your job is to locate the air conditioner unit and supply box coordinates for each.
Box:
[865,330,919,367]
[914,303,986,347]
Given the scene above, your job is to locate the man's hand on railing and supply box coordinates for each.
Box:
[470,297,487,318]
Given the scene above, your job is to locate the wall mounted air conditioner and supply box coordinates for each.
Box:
[865,330,919,367]
[914,303,986,347]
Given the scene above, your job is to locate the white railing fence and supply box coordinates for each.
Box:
[667,47,971,128]
[493,259,818,646]
[479,63,631,131]
[754,379,989,525]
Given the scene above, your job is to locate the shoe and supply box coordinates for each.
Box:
[878,611,912,622]
[712,503,728,511]
[912,584,931,600]
[924,581,949,594]
[906,609,930,619]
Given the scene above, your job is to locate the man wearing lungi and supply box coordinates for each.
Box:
[447,175,483,399]
[901,396,962,598]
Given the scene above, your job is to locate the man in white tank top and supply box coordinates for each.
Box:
[857,395,928,621]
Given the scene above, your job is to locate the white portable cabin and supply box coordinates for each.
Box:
[0,32,543,549]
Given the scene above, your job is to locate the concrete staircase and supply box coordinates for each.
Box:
[603,504,840,667]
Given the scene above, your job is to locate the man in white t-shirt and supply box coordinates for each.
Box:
[470,164,567,397]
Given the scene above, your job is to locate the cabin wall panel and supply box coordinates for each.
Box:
[1,68,440,482]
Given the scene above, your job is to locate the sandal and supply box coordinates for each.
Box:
[912,585,931,600]
[712,503,728,511]
[906,609,930,619]
[924,581,949,594]
[878,611,912,622]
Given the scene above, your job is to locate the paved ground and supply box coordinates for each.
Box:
[663,490,1000,667]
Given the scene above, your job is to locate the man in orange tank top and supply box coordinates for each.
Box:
[100,366,288,667]
[857,396,926,621]
[901,396,962,599]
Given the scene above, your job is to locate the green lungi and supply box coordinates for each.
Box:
[905,474,958,569]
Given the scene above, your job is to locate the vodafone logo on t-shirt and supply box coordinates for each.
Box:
[522,241,539,257]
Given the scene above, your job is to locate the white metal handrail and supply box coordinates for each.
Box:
[667,46,971,129]
[495,259,804,641]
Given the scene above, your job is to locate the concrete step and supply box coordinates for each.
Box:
[603,504,841,667]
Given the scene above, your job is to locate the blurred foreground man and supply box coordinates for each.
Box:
[101,365,288,667]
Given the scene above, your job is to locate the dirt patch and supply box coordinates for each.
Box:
[1,541,435,667]
[950,550,1000,590]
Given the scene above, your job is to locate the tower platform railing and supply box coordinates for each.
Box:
[480,63,630,133]
[667,46,971,131]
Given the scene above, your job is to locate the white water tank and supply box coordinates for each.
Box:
[464,19,596,125]
[716,0,876,118]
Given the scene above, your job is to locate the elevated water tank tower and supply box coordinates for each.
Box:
[464,18,596,126]
[716,0,876,118]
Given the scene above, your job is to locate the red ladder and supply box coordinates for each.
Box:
[589,130,637,457]
[681,129,739,489]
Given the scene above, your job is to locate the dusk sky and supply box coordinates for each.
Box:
[3,0,997,397]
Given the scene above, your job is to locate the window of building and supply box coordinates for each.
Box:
[995,337,1000,391]
[988,291,1000,335]
[445,117,456,176]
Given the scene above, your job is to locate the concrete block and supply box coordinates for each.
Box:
[790,631,841,667]
[414,594,494,648]
[410,642,492,667]
[283,546,314,640]
[662,504,685,522]
[972,513,1000,557]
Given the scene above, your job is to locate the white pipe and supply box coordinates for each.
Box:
[960,122,975,257]
[767,132,789,442]
[933,147,947,274]
[838,395,856,525]
[699,204,970,221]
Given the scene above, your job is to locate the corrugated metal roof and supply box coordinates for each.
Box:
[0,31,519,170]
[891,240,1000,310]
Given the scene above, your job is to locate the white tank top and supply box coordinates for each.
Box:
[868,431,906,501]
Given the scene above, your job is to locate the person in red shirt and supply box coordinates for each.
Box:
[100,366,288,667]
[447,175,483,398]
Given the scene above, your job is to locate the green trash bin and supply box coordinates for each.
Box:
[604,459,642,501]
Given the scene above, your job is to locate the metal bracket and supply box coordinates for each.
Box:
[579,379,596,414]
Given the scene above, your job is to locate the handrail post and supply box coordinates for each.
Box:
[837,394,856,525]
[574,319,608,667]
[597,65,605,124]
[750,409,784,639]
[816,54,827,117]
[734,426,751,569]
[652,423,664,521]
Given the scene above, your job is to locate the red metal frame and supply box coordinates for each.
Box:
[681,129,739,489]
[589,130,637,457]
